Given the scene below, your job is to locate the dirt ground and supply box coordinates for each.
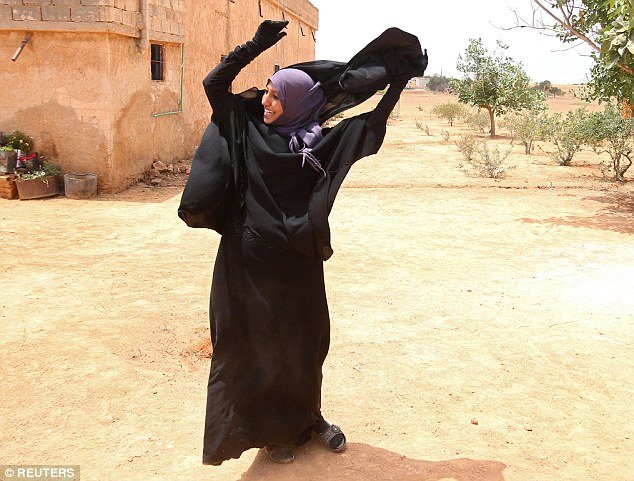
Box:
[1,90,633,481]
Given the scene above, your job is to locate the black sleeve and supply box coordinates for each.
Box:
[202,40,265,115]
[367,76,409,126]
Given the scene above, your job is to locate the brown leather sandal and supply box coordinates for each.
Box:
[265,446,295,464]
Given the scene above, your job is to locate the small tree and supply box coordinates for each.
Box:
[536,80,552,91]
[545,109,589,166]
[427,74,451,92]
[501,110,550,154]
[431,102,465,126]
[584,105,634,181]
[549,86,565,97]
[450,38,546,137]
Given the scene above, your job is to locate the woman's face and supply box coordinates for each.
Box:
[262,82,284,124]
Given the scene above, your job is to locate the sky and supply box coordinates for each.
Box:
[310,0,595,84]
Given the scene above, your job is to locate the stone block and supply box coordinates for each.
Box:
[0,5,12,19]
[12,5,42,20]
[123,0,137,11]
[41,5,71,20]
[101,5,121,22]
[52,0,81,5]
[121,8,139,26]
[70,4,100,21]
[23,0,52,6]
[120,8,134,26]
[168,19,178,35]
[80,0,111,5]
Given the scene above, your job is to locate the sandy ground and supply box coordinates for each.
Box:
[1,90,633,481]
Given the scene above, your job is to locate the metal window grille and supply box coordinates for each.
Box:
[151,44,164,81]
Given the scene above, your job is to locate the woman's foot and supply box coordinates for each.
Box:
[265,446,295,464]
[313,419,346,452]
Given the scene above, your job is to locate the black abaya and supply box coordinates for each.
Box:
[178,27,427,466]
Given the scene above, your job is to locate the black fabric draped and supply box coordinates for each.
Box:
[178,27,427,466]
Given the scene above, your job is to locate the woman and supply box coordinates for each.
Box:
[179,20,426,466]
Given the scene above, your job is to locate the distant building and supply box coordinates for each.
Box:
[412,77,429,89]
[1,0,318,191]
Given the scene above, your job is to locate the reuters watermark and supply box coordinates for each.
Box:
[1,466,79,481]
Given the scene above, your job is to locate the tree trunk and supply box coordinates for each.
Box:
[487,107,496,137]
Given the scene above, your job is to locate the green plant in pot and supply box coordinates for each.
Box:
[14,156,63,199]
[5,130,34,156]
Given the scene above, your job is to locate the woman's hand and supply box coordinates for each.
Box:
[252,20,289,50]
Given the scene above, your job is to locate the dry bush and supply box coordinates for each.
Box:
[458,137,515,178]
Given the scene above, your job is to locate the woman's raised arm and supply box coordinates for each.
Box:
[367,75,409,126]
[203,20,288,115]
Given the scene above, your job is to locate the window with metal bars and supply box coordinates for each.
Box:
[151,44,164,81]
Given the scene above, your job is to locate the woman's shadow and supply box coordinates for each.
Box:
[239,440,506,481]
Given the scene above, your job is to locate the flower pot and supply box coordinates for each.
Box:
[15,175,62,200]
[64,173,98,199]
[0,150,17,174]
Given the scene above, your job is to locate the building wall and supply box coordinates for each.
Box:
[0,0,318,192]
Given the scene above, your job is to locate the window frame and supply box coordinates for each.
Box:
[150,44,165,81]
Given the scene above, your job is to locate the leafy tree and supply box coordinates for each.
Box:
[584,104,634,181]
[526,0,634,105]
[537,80,553,91]
[427,74,451,92]
[549,86,565,97]
[431,102,465,126]
[450,39,546,137]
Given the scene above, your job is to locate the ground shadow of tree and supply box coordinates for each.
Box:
[239,441,506,481]
[520,192,634,235]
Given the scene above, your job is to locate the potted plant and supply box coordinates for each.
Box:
[1,131,17,174]
[15,156,63,200]
[1,130,34,174]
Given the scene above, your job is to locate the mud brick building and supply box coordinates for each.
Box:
[0,0,318,191]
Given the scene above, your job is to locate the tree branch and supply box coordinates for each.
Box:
[531,0,634,76]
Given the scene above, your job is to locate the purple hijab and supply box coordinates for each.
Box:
[268,68,327,175]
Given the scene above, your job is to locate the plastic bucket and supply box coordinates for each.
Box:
[64,173,98,199]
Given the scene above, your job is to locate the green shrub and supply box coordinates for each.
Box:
[455,133,478,161]
[5,130,34,154]
[545,109,589,166]
[464,109,490,133]
[415,120,431,136]
[500,110,550,154]
[431,102,465,126]
[584,104,634,181]
[459,140,515,178]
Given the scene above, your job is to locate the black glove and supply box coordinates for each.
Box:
[252,20,288,50]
